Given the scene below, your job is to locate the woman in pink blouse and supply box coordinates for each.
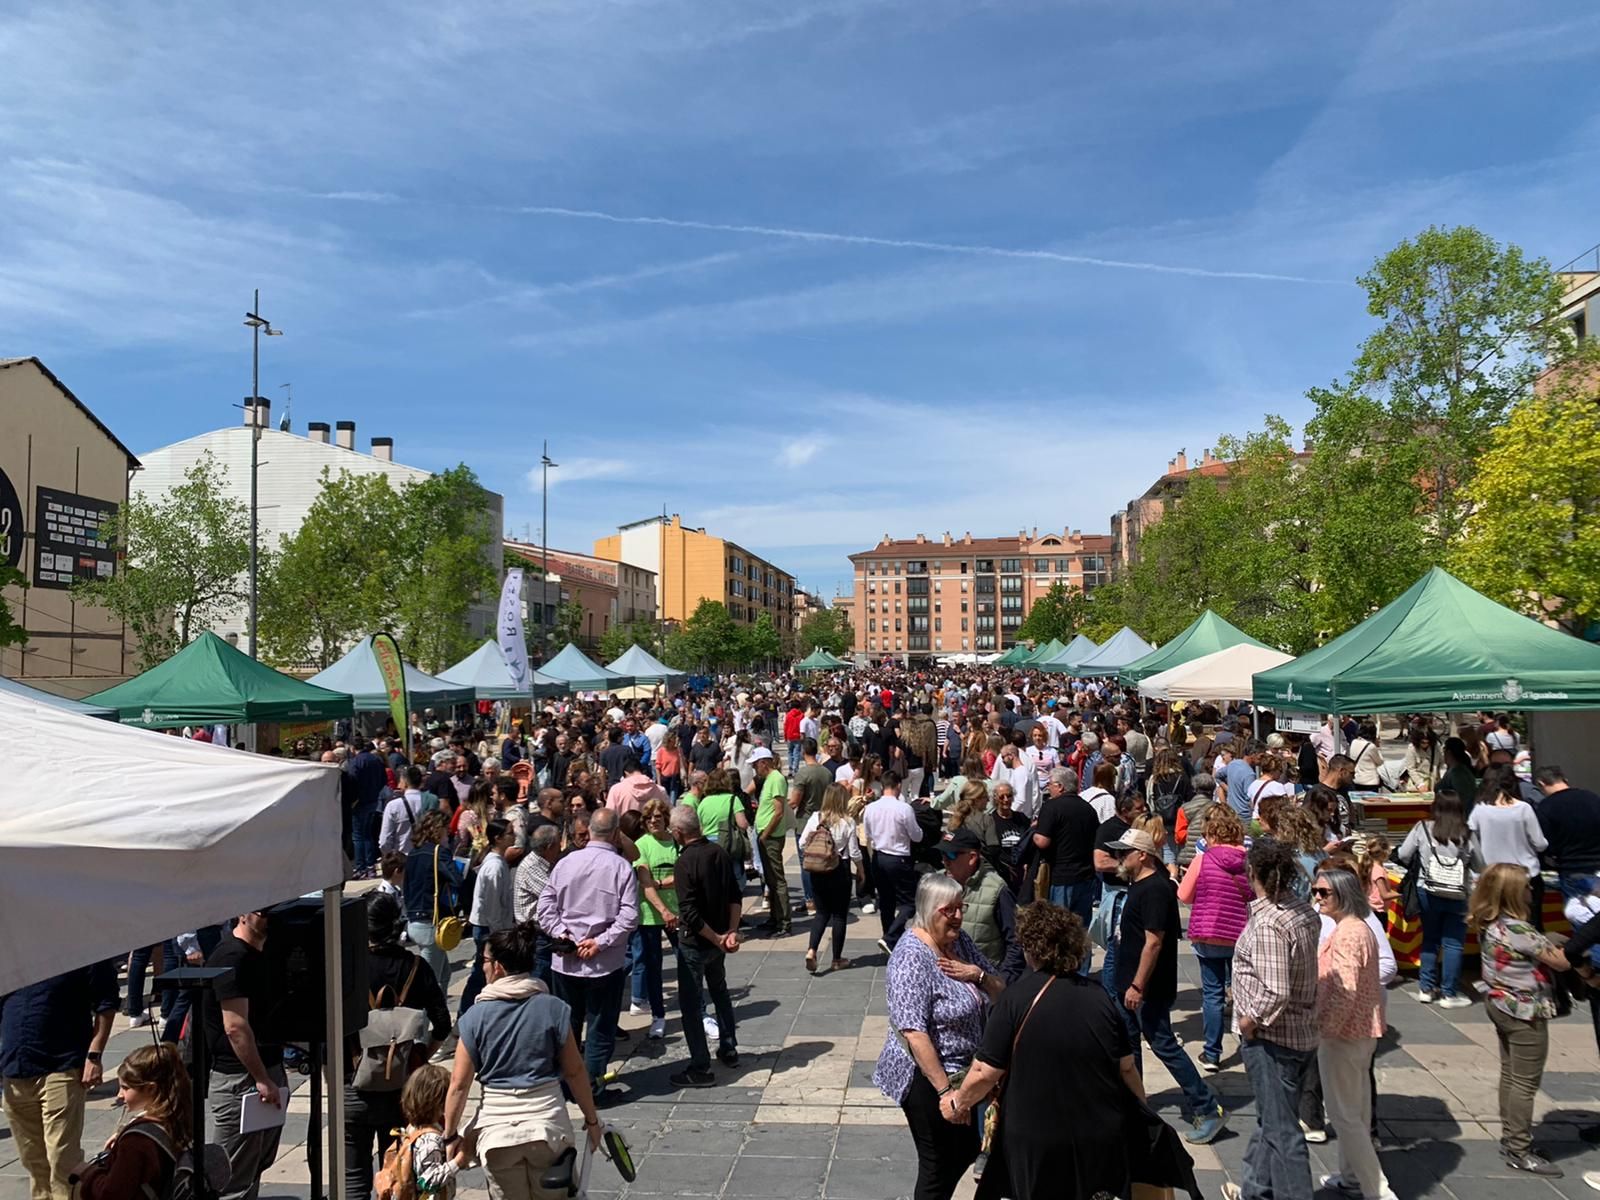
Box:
[1311,868,1394,1200]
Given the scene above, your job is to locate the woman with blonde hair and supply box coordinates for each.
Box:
[800,783,865,973]
[1469,863,1569,1177]
[1176,803,1251,1072]
[947,780,998,849]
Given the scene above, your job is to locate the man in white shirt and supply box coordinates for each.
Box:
[799,705,822,747]
[378,767,426,856]
[1037,706,1068,749]
[990,742,1040,819]
[861,772,923,954]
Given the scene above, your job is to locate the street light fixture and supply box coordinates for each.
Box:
[242,289,281,659]
[540,441,557,663]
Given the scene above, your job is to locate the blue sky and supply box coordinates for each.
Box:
[4,2,1598,599]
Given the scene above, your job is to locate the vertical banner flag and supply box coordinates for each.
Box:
[498,568,531,695]
[371,632,410,759]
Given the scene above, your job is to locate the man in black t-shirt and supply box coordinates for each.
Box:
[205,911,288,1200]
[1107,828,1225,1146]
[1031,767,1100,971]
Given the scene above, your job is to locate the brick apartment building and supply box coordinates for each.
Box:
[846,528,1112,662]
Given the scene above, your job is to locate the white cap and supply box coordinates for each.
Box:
[748,746,775,763]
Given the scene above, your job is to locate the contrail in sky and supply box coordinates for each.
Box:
[510,204,1343,285]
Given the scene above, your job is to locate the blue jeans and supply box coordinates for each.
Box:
[1193,944,1234,1061]
[1418,891,1467,998]
[631,927,667,1019]
[554,967,628,1094]
[126,941,180,1017]
[1049,879,1099,976]
[788,742,803,774]
[677,937,738,1072]
[406,921,451,993]
[1240,1038,1312,1200]
[1121,1000,1219,1121]
[459,924,491,1017]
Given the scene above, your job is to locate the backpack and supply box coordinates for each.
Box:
[354,959,433,1092]
[1152,775,1182,825]
[119,1121,228,1200]
[1420,825,1468,900]
[375,1126,436,1200]
[802,822,842,873]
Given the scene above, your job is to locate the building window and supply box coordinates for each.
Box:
[1000,558,1021,573]
[960,561,969,574]
[896,639,903,651]
[1035,559,1050,572]
[869,618,876,632]
[934,617,942,632]
[869,637,876,651]
[1000,576,1021,594]
[961,617,968,631]
[906,560,927,574]
[962,638,970,650]
[909,616,928,633]
[895,618,902,632]
[907,578,928,596]
[868,580,876,593]
[933,580,941,592]
[1057,558,1072,573]
[961,580,968,592]
[976,558,993,573]
[894,581,901,594]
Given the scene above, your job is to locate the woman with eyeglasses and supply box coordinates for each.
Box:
[1309,869,1392,1200]
[874,872,1005,1200]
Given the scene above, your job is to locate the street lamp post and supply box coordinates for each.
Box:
[243,289,282,659]
[540,441,557,663]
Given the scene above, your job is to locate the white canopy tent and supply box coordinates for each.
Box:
[0,687,351,1189]
[1136,643,1296,702]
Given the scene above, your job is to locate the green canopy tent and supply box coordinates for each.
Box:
[795,647,850,672]
[1036,633,1099,673]
[991,644,1034,667]
[538,643,634,692]
[1252,567,1600,713]
[87,631,355,726]
[1021,638,1067,665]
[1119,610,1269,686]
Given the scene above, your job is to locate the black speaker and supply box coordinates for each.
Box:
[259,896,369,1044]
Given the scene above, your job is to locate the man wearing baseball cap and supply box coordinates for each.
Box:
[1108,826,1227,1146]
[750,748,793,936]
[940,829,1020,980]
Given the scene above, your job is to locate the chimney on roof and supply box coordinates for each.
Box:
[371,436,393,462]
[1202,447,1217,466]
[307,421,330,444]
[915,533,925,544]
[963,532,972,544]
[336,420,355,450]
[1032,526,1038,539]
[242,399,255,428]
[1172,450,1188,473]
[255,398,270,427]
[942,531,952,546]
[1302,438,1314,454]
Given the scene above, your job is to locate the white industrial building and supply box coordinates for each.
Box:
[134,399,503,652]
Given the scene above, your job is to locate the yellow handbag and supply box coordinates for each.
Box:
[433,846,464,953]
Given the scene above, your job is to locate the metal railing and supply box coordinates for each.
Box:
[1557,242,1600,275]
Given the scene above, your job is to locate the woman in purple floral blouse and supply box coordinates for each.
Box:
[874,872,1005,1200]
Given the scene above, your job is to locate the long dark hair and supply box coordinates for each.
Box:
[1429,787,1469,846]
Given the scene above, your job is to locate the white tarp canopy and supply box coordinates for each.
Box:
[0,686,345,993]
[1137,643,1296,702]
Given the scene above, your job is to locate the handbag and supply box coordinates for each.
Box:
[1397,842,1423,920]
[723,793,751,864]
[980,976,1054,1156]
[433,846,464,953]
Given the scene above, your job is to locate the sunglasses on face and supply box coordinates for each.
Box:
[1310,886,1333,899]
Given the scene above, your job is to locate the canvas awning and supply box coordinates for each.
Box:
[1251,567,1600,713]
[1138,643,1296,702]
[1035,633,1099,673]
[1064,627,1156,677]
[307,636,474,712]
[0,686,344,992]
[538,643,634,692]
[607,644,687,688]
[0,675,117,720]
[439,641,565,702]
[1119,611,1269,685]
[86,632,355,725]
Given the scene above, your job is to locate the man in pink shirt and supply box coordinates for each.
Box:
[605,754,667,814]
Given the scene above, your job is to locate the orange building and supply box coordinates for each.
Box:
[846,528,1112,661]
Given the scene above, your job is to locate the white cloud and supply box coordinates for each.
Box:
[526,456,630,491]
[778,436,828,468]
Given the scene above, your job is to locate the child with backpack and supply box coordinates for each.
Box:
[376,1065,466,1200]
[798,783,863,974]
[69,1043,197,1199]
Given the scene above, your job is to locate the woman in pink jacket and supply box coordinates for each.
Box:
[1177,803,1253,1072]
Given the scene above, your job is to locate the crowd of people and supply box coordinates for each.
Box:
[5,666,1600,1200]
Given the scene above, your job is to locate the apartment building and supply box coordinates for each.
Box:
[846,528,1112,661]
[594,513,795,629]
[502,541,657,649]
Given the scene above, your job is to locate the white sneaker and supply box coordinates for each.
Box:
[1220,1184,1241,1200]
[126,1011,153,1029]
[1319,1174,1358,1194]
[703,1016,720,1039]
[1581,1169,1600,1192]
[649,1018,667,1040]
[1417,988,1437,1004]
[861,901,877,914]
[629,1002,646,1016]
[1438,994,1471,1009]
[1300,1120,1327,1144]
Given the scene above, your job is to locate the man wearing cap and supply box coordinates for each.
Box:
[751,748,793,936]
[1110,826,1227,1146]
[940,829,1021,980]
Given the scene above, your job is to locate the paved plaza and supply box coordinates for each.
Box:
[5,851,1600,1200]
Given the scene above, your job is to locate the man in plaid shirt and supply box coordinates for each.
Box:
[1224,839,1322,1200]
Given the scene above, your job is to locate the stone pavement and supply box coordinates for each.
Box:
[6,848,1600,1199]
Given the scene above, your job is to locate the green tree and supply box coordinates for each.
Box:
[1015,582,1092,645]
[1303,226,1572,628]
[797,606,852,657]
[664,599,745,670]
[391,466,498,672]
[743,611,782,667]
[551,601,585,652]
[258,469,402,668]
[0,564,29,650]
[1452,353,1600,636]
[75,452,249,668]
[598,618,662,664]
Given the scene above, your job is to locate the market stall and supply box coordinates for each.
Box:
[538,642,635,691]
[308,635,474,712]
[1034,633,1098,673]
[608,643,688,690]
[1119,610,1268,686]
[440,639,565,701]
[1020,637,1067,666]
[794,647,850,672]
[1060,626,1155,677]
[1136,643,1294,702]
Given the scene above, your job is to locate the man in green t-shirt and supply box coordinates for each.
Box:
[751,747,792,935]
[790,737,834,916]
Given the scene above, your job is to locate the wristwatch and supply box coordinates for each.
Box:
[85,1052,103,1065]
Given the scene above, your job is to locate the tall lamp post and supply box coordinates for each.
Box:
[243,290,282,659]
[540,441,557,663]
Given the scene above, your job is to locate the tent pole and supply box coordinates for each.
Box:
[323,886,347,1200]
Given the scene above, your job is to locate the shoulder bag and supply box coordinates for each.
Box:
[980,976,1055,1157]
[723,793,751,864]
[433,847,464,952]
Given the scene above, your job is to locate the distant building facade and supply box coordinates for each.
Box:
[594,513,795,630]
[846,528,1112,662]
[502,540,657,652]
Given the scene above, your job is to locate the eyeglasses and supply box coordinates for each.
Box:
[937,902,967,917]
[1310,886,1333,899]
